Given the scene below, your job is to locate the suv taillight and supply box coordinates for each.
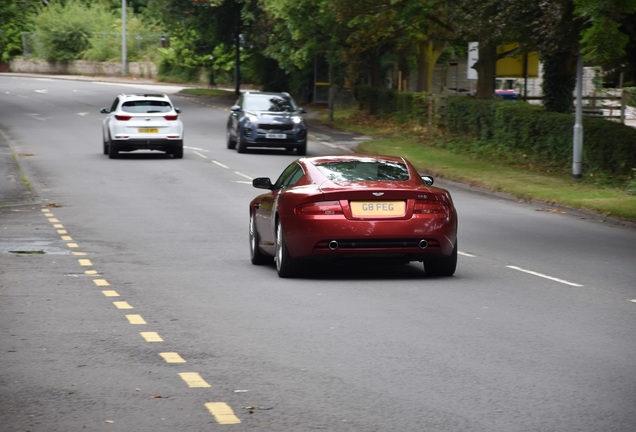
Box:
[164,114,178,121]
[115,114,131,121]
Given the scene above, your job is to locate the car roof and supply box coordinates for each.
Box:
[302,154,409,166]
[118,93,171,100]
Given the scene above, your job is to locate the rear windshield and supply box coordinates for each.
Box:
[316,160,410,182]
[244,95,296,112]
[122,100,172,113]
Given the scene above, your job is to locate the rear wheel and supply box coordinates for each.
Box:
[275,219,303,278]
[296,142,307,156]
[103,134,109,155]
[250,212,272,265]
[423,241,457,276]
[108,139,119,159]
[172,143,184,159]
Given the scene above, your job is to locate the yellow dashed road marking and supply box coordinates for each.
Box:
[72,251,87,256]
[179,372,211,388]
[78,259,92,266]
[126,314,146,324]
[67,243,79,248]
[57,230,67,234]
[113,301,133,309]
[160,352,186,363]
[93,279,110,286]
[204,402,241,424]
[102,290,120,297]
[85,270,98,275]
[48,218,59,223]
[53,224,64,229]
[140,332,163,342]
[61,235,73,241]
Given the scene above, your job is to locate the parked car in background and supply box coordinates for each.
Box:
[249,154,458,278]
[100,93,184,159]
[226,91,307,155]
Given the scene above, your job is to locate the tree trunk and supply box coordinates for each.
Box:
[541,52,577,113]
[474,43,497,99]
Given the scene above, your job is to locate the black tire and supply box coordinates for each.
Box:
[103,138,109,155]
[296,142,307,156]
[108,139,119,159]
[423,241,457,276]
[275,219,303,278]
[249,212,272,265]
[226,128,236,149]
[172,144,184,159]
[236,134,247,153]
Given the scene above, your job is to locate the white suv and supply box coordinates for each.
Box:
[100,93,184,159]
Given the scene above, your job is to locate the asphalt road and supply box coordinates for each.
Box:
[1,75,635,432]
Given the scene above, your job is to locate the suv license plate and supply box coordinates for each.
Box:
[138,128,158,133]
[266,133,286,139]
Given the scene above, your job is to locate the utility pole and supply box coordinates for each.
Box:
[121,0,127,77]
[572,54,583,179]
[234,9,241,96]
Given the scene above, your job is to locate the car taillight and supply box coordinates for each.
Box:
[115,114,131,121]
[296,201,344,215]
[164,114,178,121]
[413,199,448,214]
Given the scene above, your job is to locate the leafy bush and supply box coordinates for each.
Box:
[446,96,636,188]
[32,0,114,62]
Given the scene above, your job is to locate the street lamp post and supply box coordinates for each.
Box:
[572,54,583,179]
[122,0,127,77]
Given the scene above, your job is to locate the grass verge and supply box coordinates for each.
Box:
[320,108,636,223]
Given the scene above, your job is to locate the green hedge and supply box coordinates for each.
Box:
[446,96,636,187]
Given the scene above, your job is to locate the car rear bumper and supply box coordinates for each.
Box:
[281,216,457,259]
[113,138,183,152]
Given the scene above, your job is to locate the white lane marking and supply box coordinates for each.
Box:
[77,112,89,116]
[506,265,583,287]
[34,89,48,93]
[234,171,252,181]
[630,299,636,304]
[185,146,208,152]
[211,160,229,169]
[193,151,208,159]
[236,181,252,185]
[459,251,476,257]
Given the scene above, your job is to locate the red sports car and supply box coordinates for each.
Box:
[249,154,458,278]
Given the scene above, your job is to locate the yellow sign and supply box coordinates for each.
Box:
[496,43,539,78]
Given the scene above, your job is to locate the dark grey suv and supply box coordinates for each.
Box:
[226,92,307,155]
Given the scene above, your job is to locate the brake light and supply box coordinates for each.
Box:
[414,199,448,214]
[296,201,343,215]
[115,114,131,121]
[164,114,178,121]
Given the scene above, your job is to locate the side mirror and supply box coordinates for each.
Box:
[99,108,110,114]
[421,175,434,186]
[299,108,307,114]
[175,107,182,114]
[252,177,274,190]
[230,105,241,112]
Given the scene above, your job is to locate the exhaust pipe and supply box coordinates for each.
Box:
[419,239,429,249]
[328,240,339,251]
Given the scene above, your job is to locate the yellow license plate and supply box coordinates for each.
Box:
[138,128,158,133]
[350,201,405,217]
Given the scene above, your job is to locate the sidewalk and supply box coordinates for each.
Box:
[0,129,34,207]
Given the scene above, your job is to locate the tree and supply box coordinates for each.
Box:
[0,0,38,63]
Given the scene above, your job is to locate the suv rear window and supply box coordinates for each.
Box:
[122,100,172,113]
